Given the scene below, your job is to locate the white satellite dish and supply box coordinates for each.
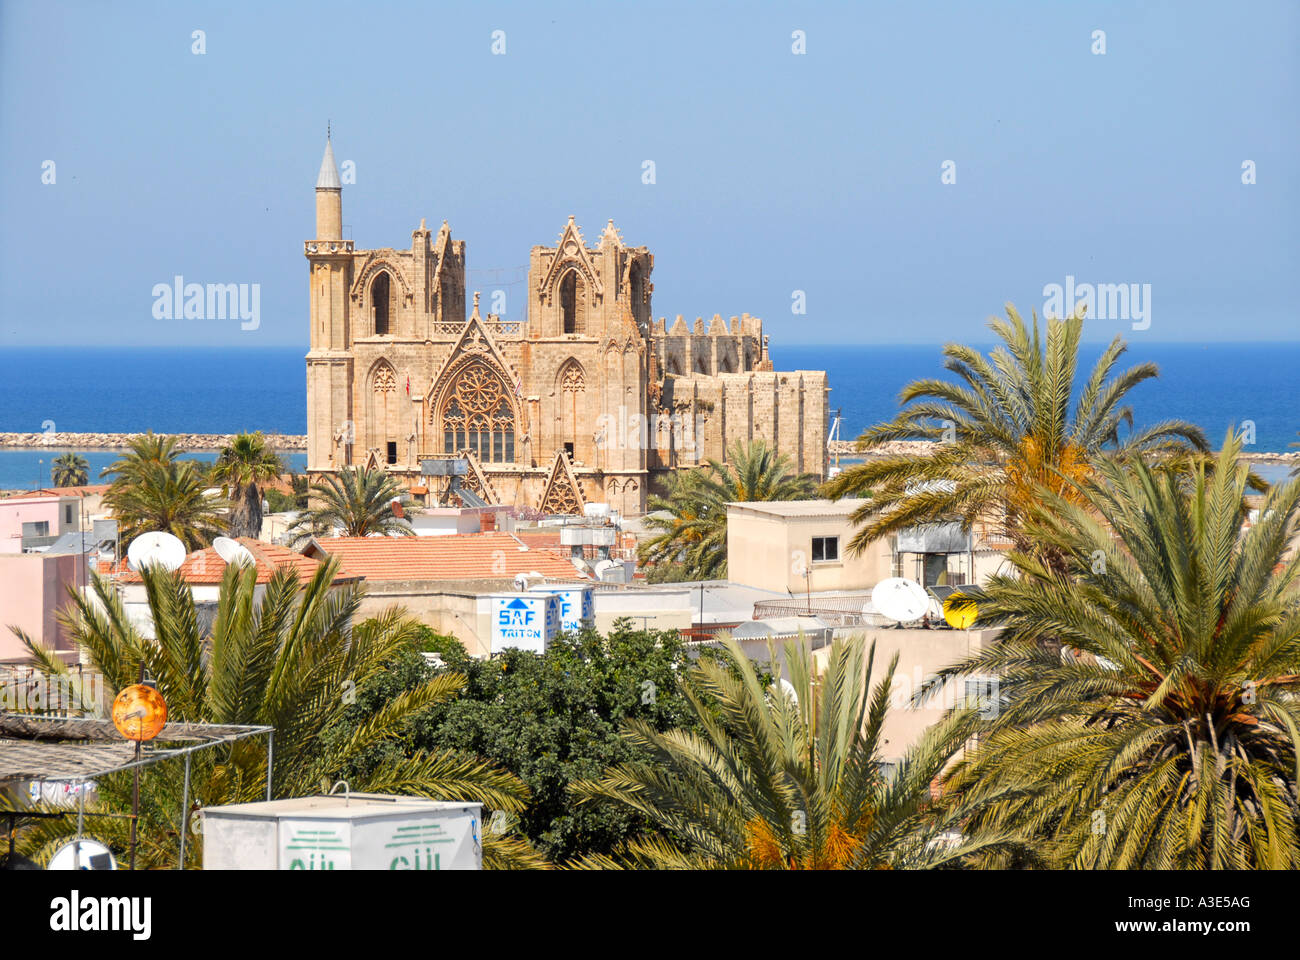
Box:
[583,502,611,519]
[514,571,546,590]
[47,838,117,871]
[871,577,931,623]
[772,678,799,706]
[127,531,187,571]
[213,536,256,567]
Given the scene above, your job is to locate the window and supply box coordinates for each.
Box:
[964,677,1001,717]
[65,505,74,525]
[811,536,839,562]
[560,271,584,334]
[372,271,391,335]
[436,360,516,463]
[386,441,397,465]
[563,442,575,459]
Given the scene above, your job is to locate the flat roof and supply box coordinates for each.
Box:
[203,794,480,820]
[726,498,870,519]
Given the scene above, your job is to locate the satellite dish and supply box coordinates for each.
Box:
[871,578,930,623]
[514,571,546,590]
[48,838,117,871]
[772,678,799,706]
[583,502,610,519]
[942,593,978,630]
[127,531,187,571]
[213,536,256,567]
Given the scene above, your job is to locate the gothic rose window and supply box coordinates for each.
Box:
[437,361,515,462]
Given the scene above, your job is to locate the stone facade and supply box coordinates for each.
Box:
[304,138,828,515]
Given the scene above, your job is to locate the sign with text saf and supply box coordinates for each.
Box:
[529,585,594,632]
[491,592,560,654]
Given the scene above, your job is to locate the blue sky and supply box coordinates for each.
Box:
[1,0,1296,348]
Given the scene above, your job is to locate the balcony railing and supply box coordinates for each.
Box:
[430,319,526,337]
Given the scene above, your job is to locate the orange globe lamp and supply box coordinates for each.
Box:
[111,684,168,741]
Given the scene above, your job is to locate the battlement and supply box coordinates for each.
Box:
[653,313,763,340]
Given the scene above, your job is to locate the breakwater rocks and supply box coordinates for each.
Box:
[826,438,1300,464]
[0,432,307,451]
[828,440,938,457]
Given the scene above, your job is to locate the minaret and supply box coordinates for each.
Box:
[315,133,342,240]
[306,130,351,476]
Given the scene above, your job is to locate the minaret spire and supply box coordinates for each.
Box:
[315,130,342,240]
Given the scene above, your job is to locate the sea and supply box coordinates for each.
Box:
[0,343,1296,489]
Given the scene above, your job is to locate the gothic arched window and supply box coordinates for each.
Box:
[372,271,391,336]
[436,361,516,463]
[560,270,585,334]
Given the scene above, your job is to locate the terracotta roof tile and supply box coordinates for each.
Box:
[117,537,360,585]
[22,485,111,498]
[306,533,584,582]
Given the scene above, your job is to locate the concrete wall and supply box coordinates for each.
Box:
[0,496,79,553]
[0,553,82,663]
[588,586,694,634]
[814,626,1001,763]
[353,579,696,658]
[726,502,892,593]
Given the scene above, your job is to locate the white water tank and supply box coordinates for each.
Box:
[202,794,482,870]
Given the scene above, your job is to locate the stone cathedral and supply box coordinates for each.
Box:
[304,137,829,516]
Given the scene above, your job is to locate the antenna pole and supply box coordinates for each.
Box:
[129,659,143,871]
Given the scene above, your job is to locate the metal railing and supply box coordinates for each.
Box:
[753,594,876,626]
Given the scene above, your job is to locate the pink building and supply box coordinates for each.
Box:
[0,553,82,664]
[0,493,81,554]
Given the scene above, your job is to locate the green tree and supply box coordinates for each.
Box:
[99,431,182,481]
[102,459,224,550]
[211,432,284,539]
[100,432,224,549]
[331,620,702,863]
[13,558,540,869]
[934,431,1300,869]
[50,452,89,487]
[639,439,817,580]
[569,634,1018,869]
[287,465,417,545]
[823,307,1208,559]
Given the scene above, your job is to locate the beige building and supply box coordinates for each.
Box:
[304,137,828,517]
[812,627,1001,763]
[725,499,893,593]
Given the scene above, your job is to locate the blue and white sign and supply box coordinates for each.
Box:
[490,593,560,654]
[529,585,594,633]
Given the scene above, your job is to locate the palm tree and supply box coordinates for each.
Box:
[100,431,182,482]
[211,432,284,539]
[287,466,417,545]
[569,634,1020,869]
[102,458,225,550]
[933,431,1300,869]
[638,439,817,580]
[13,558,543,869]
[823,306,1208,559]
[50,452,89,487]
